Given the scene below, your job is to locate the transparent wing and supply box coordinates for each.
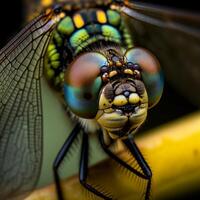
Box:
[0,10,60,199]
[116,1,200,106]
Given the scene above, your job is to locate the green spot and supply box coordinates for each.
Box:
[107,10,121,26]
[46,69,55,80]
[59,72,64,81]
[128,44,134,48]
[75,37,99,54]
[48,49,57,57]
[58,17,75,35]
[47,44,56,52]
[102,25,121,40]
[51,61,60,69]
[70,29,89,48]
[126,38,132,43]
[50,53,60,61]
[124,33,131,37]
[54,31,63,47]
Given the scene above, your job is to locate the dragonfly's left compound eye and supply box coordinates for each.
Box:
[64,52,107,118]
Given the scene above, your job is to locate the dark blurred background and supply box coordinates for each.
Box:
[0,1,23,47]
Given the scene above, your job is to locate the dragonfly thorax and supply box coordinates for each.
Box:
[44,6,133,89]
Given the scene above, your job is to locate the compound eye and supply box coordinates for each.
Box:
[125,48,164,108]
[64,52,107,118]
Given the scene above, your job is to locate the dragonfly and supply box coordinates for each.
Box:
[0,0,199,199]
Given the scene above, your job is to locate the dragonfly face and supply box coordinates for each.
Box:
[1,0,199,199]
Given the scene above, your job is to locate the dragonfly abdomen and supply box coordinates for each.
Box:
[44,7,133,88]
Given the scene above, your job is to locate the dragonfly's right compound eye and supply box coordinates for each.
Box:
[125,48,164,109]
[64,52,107,118]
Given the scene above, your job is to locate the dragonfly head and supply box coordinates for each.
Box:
[96,49,149,139]
[96,77,149,139]
[64,48,163,138]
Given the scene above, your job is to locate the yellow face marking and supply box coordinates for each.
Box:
[42,0,53,7]
[113,95,128,106]
[109,70,118,78]
[45,8,52,15]
[129,93,140,104]
[73,14,85,28]
[108,61,114,66]
[99,89,112,110]
[59,12,66,19]
[97,10,107,24]
[124,69,134,75]
[116,61,122,67]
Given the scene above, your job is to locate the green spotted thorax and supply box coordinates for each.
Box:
[44,8,133,89]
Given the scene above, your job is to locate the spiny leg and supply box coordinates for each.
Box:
[99,132,151,200]
[123,138,152,200]
[99,132,147,179]
[79,131,112,200]
[53,123,81,200]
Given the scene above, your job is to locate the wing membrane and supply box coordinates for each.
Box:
[120,1,200,37]
[0,11,58,199]
[117,1,200,106]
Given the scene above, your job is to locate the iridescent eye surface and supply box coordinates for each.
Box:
[125,48,164,108]
[64,52,107,118]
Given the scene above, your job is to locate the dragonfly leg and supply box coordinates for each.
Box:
[53,123,81,200]
[79,131,112,200]
[99,132,151,200]
[99,132,147,179]
[123,138,152,200]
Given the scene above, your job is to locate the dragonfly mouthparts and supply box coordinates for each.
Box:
[113,103,140,114]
